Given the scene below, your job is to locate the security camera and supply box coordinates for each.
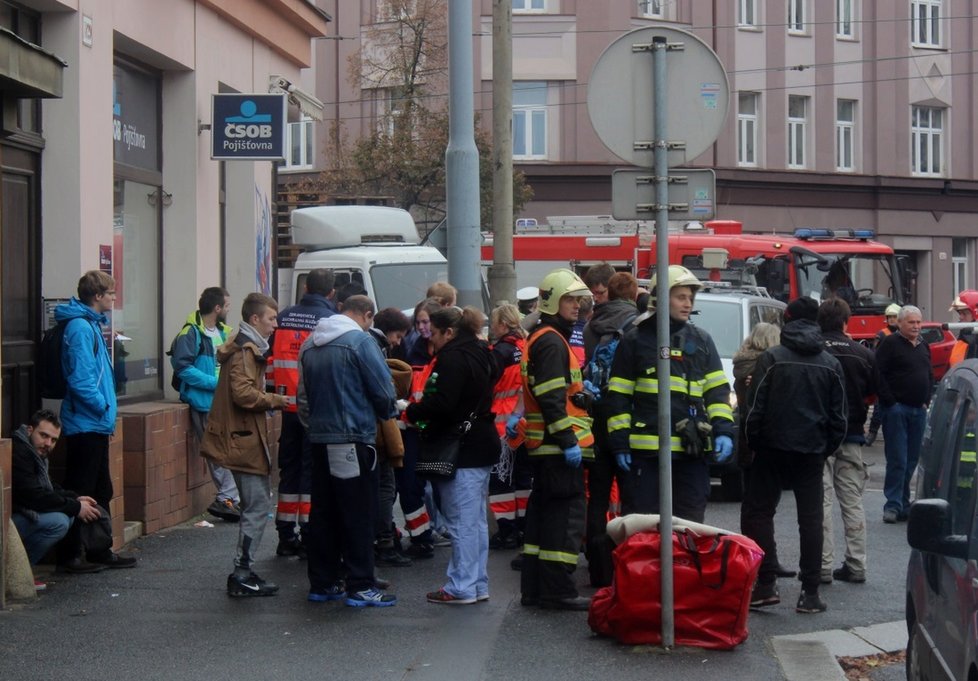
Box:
[269,75,293,94]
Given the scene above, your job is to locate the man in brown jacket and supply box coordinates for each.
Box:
[202,292,289,597]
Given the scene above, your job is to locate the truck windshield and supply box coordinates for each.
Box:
[793,253,901,312]
[371,262,450,312]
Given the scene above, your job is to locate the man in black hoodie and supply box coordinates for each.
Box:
[743,297,847,614]
[12,409,102,574]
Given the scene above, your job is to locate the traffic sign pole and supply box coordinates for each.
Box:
[651,35,675,650]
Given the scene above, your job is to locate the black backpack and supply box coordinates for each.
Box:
[38,319,99,400]
[166,323,207,392]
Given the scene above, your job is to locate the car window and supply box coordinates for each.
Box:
[919,384,962,497]
[950,400,978,536]
[919,326,944,345]
[750,304,785,329]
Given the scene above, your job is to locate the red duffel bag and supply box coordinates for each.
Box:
[588,524,764,650]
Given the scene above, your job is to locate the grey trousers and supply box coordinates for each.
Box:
[190,409,239,503]
[231,471,271,572]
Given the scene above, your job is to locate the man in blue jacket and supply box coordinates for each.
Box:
[170,287,237,521]
[297,295,398,607]
[55,270,136,570]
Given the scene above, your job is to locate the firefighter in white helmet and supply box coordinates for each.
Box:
[515,268,594,611]
[603,265,734,522]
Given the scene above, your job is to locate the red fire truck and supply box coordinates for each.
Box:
[482,219,910,342]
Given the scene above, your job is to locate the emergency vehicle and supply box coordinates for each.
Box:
[482,219,910,342]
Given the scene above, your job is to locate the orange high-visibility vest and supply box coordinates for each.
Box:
[521,326,594,456]
[491,337,526,438]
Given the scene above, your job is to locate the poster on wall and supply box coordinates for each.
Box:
[99,244,112,272]
[255,185,272,295]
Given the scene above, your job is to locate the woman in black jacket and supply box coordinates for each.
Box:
[405,306,500,604]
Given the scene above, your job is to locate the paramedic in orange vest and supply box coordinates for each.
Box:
[487,303,530,551]
[268,268,337,556]
[949,290,978,367]
[517,268,594,611]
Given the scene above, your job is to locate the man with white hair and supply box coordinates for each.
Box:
[874,305,932,524]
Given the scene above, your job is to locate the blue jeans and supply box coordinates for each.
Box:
[434,467,491,600]
[881,402,927,515]
[13,511,72,565]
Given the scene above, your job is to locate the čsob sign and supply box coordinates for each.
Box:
[211,94,287,161]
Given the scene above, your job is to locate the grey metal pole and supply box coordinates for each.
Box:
[652,34,675,650]
[446,0,483,309]
[489,0,517,308]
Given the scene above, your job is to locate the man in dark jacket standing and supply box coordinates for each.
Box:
[818,299,877,584]
[743,296,847,614]
[875,304,932,524]
[12,410,102,575]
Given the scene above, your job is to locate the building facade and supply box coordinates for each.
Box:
[284,0,978,320]
[0,0,328,434]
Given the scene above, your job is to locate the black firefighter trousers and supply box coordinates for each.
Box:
[521,456,586,602]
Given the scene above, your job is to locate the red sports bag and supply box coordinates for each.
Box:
[588,528,764,650]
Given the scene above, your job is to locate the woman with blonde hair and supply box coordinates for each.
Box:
[487,303,530,550]
[733,321,793,578]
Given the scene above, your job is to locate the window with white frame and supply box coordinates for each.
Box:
[513,81,548,160]
[836,99,856,171]
[512,0,545,12]
[380,88,409,137]
[911,0,942,47]
[787,95,808,168]
[284,116,314,170]
[788,0,806,33]
[911,105,943,176]
[738,0,758,27]
[639,0,663,18]
[836,0,854,38]
[952,238,970,295]
[737,92,758,167]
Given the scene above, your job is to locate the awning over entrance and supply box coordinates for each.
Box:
[0,27,65,99]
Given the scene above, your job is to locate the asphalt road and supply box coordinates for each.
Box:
[0,441,910,681]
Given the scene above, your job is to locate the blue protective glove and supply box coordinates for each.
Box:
[714,435,734,464]
[582,380,601,402]
[563,444,583,468]
[505,414,522,440]
[615,452,632,472]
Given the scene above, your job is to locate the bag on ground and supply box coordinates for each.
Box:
[588,526,763,650]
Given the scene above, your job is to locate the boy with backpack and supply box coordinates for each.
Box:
[169,287,239,522]
[581,271,639,587]
[51,270,136,570]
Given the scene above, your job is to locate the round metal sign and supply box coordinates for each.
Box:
[587,25,729,167]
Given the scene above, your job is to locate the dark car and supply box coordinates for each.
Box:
[919,322,956,383]
[905,359,978,681]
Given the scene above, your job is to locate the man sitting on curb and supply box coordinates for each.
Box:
[12,409,115,583]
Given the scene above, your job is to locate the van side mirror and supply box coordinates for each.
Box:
[907,499,969,560]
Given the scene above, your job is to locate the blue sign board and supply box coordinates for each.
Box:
[211,94,287,160]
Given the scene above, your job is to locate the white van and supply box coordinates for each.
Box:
[288,206,448,311]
